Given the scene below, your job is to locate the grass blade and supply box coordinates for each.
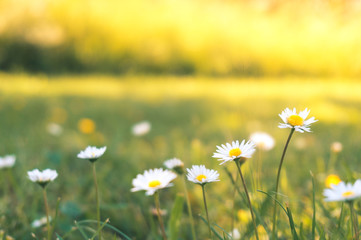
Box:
[90,218,110,240]
[74,221,89,239]
[77,219,132,240]
[286,206,299,240]
[199,215,223,240]
[168,194,185,240]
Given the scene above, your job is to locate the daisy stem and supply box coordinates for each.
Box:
[272,128,295,239]
[92,162,101,240]
[235,160,259,240]
[349,201,359,240]
[182,176,197,240]
[201,184,212,239]
[154,191,167,240]
[43,188,51,240]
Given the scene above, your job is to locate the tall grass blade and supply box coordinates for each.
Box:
[199,215,223,240]
[74,221,90,239]
[213,222,232,239]
[76,219,132,240]
[168,194,185,240]
[286,206,299,240]
[90,218,110,240]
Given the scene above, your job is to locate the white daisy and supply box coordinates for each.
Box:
[278,108,318,133]
[186,165,220,185]
[132,121,151,136]
[131,168,177,196]
[27,169,58,187]
[77,146,106,162]
[323,180,361,202]
[0,155,16,169]
[212,140,256,165]
[250,132,275,151]
[164,158,184,174]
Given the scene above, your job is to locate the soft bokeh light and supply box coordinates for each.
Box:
[1,0,361,76]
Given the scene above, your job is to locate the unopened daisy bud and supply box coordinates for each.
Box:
[279,107,317,133]
[27,169,58,188]
[77,146,106,162]
[325,174,342,188]
[331,142,343,153]
[164,158,184,175]
[324,180,361,202]
[131,168,177,196]
[186,165,220,185]
[212,140,256,165]
[250,132,275,151]
[0,155,16,169]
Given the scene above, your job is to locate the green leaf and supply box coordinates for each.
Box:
[168,194,185,240]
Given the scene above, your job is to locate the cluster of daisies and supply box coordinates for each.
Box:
[3,107,361,238]
[131,107,318,196]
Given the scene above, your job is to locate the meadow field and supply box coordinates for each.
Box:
[1,74,361,239]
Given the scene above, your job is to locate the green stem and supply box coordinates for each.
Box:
[272,128,295,239]
[92,162,101,240]
[201,184,212,239]
[43,188,51,240]
[154,191,167,240]
[349,201,359,240]
[235,160,259,240]
[182,176,197,240]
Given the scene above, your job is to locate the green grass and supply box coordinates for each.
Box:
[1,74,361,239]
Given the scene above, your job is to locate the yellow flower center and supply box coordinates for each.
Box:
[196,174,207,181]
[229,148,242,157]
[325,174,341,188]
[287,115,304,126]
[342,191,355,197]
[148,180,161,188]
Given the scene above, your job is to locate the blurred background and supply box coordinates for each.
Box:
[2,0,361,239]
[1,0,361,76]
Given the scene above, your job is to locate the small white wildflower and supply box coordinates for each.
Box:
[324,180,361,202]
[0,155,16,169]
[27,169,58,187]
[279,107,317,133]
[250,132,275,151]
[77,146,106,162]
[186,165,220,185]
[131,168,177,196]
[132,121,151,136]
[212,140,256,165]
